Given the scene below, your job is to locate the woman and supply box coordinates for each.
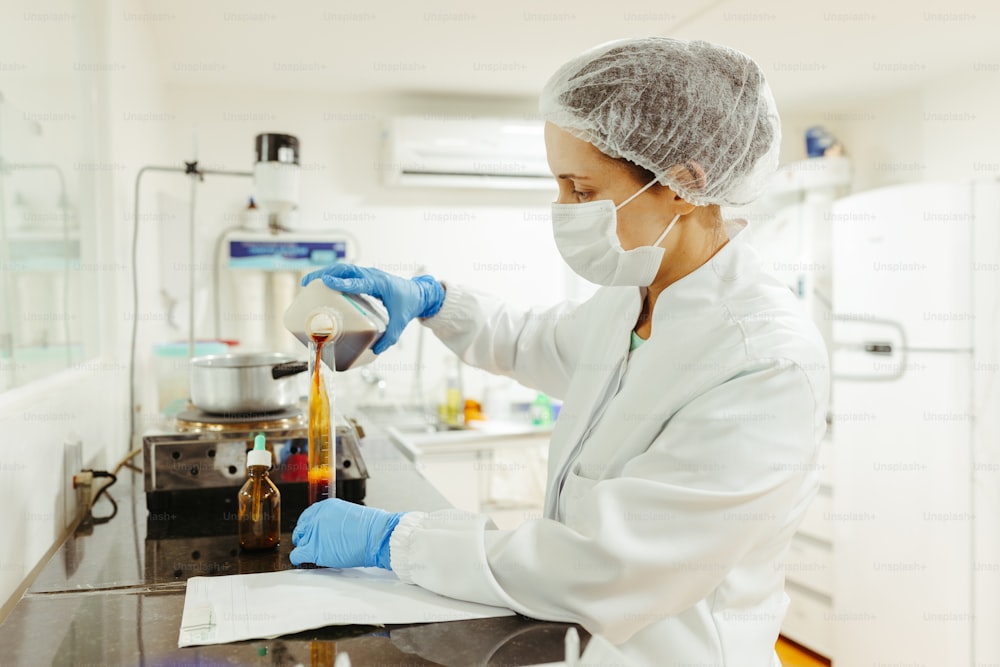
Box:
[291,37,830,666]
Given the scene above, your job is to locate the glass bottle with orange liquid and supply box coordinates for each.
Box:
[238,433,281,550]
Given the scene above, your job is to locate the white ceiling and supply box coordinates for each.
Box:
[143,0,1000,112]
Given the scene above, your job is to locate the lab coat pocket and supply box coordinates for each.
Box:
[559,466,599,525]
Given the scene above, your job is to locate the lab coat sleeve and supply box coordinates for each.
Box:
[389,359,826,645]
[420,282,593,400]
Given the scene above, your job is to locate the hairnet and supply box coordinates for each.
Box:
[539,37,781,207]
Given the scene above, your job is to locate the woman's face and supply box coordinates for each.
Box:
[543,122,683,251]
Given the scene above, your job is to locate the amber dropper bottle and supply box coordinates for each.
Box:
[238,432,281,550]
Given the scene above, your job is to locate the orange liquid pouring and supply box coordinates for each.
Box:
[308,332,333,505]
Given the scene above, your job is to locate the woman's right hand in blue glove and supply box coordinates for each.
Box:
[290,498,404,569]
[302,264,444,354]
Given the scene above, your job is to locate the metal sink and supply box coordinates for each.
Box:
[354,402,552,460]
[355,403,438,429]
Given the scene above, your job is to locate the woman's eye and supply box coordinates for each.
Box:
[573,190,592,202]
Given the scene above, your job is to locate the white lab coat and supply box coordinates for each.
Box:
[389,220,830,666]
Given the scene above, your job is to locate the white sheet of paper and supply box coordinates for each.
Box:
[178,567,515,647]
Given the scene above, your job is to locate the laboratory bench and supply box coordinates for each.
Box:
[0,436,586,666]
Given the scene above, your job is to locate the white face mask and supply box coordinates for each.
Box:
[551,179,681,287]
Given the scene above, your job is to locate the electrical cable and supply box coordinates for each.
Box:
[88,470,117,506]
[90,490,118,524]
[112,446,142,476]
[78,468,118,524]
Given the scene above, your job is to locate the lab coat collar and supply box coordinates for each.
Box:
[578,220,755,384]
[647,218,756,323]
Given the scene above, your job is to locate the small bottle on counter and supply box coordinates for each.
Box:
[238,433,281,550]
[530,393,554,426]
[443,375,463,427]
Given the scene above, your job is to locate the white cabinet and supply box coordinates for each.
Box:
[784,533,833,598]
[780,435,836,658]
[782,582,834,658]
[796,484,833,544]
[387,425,550,527]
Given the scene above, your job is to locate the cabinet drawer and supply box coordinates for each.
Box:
[782,582,833,658]
[784,534,833,597]
[797,487,833,543]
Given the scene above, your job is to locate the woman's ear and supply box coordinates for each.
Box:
[650,177,697,217]
[664,161,707,195]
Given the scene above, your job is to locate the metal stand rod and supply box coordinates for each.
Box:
[187,173,197,360]
[128,162,251,452]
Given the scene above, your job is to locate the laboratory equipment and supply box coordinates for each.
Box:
[253,133,299,225]
[188,352,307,413]
[307,333,334,506]
[238,433,281,550]
[216,228,349,355]
[130,133,353,429]
[282,276,390,507]
[153,340,230,414]
[142,411,368,541]
[213,131,348,358]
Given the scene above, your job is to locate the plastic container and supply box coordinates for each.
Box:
[530,393,554,426]
[283,280,388,372]
[805,126,837,158]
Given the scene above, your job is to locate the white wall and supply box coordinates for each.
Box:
[0,0,172,614]
[779,61,1000,193]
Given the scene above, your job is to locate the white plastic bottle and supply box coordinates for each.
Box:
[283,280,388,372]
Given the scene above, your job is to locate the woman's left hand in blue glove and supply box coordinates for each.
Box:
[290,498,404,569]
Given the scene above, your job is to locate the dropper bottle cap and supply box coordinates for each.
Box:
[246,432,272,468]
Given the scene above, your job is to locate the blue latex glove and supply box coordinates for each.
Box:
[301,264,444,354]
[290,498,404,569]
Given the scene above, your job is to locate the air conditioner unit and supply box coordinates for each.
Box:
[382,116,553,190]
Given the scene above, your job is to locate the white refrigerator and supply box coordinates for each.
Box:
[830,180,1000,665]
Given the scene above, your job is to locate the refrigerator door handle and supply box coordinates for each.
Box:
[831,315,909,382]
[863,342,893,355]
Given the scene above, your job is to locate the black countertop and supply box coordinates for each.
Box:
[0,436,585,666]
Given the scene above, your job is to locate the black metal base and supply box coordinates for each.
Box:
[145,478,366,539]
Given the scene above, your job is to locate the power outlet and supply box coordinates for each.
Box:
[63,435,86,527]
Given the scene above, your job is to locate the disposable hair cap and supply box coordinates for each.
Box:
[539,37,781,206]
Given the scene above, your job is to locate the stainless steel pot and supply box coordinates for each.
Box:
[189,352,309,414]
